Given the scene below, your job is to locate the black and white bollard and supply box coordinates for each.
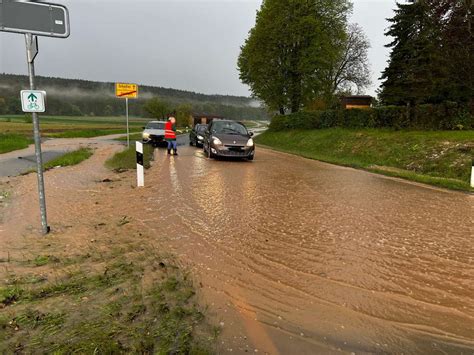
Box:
[136,141,144,187]
[471,160,474,189]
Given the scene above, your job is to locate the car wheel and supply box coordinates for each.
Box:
[248,155,254,161]
[207,144,215,159]
[189,140,193,146]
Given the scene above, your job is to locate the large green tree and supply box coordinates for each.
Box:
[324,23,371,97]
[440,0,473,104]
[143,98,172,120]
[238,0,352,114]
[0,98,6,115]
[379,0,444,106]
[379,0,473,106]
[176,103,193,127]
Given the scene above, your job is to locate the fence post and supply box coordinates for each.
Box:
[136,141,144,187]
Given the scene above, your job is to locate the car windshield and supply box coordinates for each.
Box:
[196,125,207,132]
[146,122,164,129]
[212,121,248,135]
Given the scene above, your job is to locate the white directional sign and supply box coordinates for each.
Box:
[20,90,47,113]
[0,0,70,38]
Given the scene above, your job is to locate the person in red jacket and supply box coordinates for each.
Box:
[165,116,178,155]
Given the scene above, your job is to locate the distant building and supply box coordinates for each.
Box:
[341,95,373,109]
[190,114,225,127]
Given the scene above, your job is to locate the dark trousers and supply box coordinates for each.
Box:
[167,140,177,150]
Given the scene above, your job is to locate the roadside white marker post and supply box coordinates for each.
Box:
[136,141,145,187]
[471,160,474,188]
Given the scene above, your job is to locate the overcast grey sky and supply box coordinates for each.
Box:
[0,0,396,97]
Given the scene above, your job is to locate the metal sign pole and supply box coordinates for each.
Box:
[25,33,49,235]
[126,98,130,148]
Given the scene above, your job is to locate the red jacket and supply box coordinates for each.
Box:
[165,121,176,140]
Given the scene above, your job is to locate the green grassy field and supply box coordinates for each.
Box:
[0,115,147,140]
[0,115,148,126]
[48,129,141,139]
[257,129,474,191]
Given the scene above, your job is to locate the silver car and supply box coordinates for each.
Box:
[142,121,166,147]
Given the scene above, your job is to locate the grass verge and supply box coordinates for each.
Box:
[0,241,213,353]
[256,128,474,191]
[43,148,93,171]
[106,145,154,171]
[0,133,33,154]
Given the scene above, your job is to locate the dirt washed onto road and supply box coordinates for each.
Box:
[1,144,473,354]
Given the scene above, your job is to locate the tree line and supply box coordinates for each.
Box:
[238,0,473,121]
[0,74,269,120]
[379,0,473,107]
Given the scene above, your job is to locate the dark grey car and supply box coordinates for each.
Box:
[203,120,255,160]
[189,124,207,147]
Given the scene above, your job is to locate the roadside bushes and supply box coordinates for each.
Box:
[270,102,473,131]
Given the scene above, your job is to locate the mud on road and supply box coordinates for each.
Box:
[1,142,473,354]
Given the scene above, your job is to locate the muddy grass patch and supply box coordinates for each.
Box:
[0,241,215,354]
[43,148,94,171]
[105,145,154,171]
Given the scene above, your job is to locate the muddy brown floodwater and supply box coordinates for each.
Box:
[1,143,473,354]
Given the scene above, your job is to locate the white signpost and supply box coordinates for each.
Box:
[471,160,474,188]
[1,1,70,235]
[136,141,145,187]
[20,90,46,113]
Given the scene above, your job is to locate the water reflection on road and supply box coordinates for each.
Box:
[148,145,474,354]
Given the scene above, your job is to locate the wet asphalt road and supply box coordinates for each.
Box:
[143,141,473,354]
[1,131,472,353]
[0,151,66,177]
[0,134,125,177]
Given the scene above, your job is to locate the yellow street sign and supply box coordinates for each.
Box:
[115,83,138,99]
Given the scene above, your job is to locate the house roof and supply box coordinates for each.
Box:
[342,95,373,99]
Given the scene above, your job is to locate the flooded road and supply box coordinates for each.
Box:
[145,144,474,354]
[1,140,472,354]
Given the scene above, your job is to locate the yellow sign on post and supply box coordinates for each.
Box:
[115,83,138,99]
[115,83,138,148]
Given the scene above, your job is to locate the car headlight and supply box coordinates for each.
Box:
[212,137,222,145]
[246,138,254,147]
[143,132,150,139]
[197,135,204,140]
